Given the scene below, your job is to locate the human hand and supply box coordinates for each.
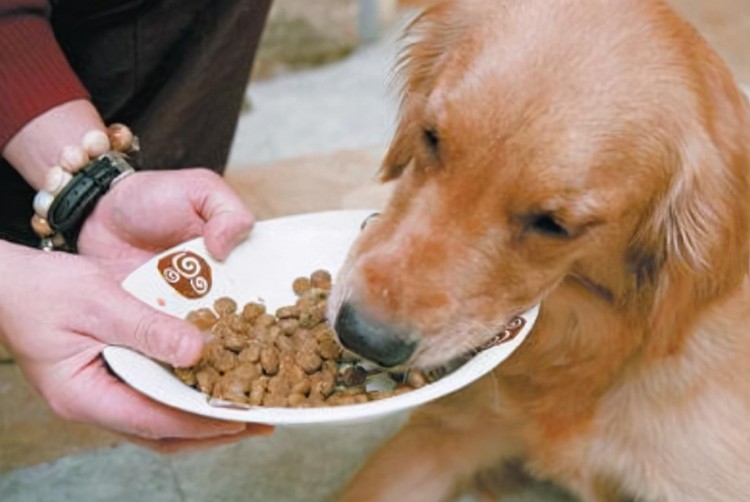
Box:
[0,242,272,451]
[79,168,254,280]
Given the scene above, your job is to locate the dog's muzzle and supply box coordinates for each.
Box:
[334,302,417,368]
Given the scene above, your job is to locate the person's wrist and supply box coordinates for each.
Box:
[31,125,139,252]
[2,100,107,189]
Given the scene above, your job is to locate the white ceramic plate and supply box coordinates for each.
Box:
[103,209,539,425]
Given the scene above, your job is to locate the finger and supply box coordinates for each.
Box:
[203,209,254,261]
[120,424,274,454]
[94,283,204,367]
[69,358,255,439]
[188,169,255,260]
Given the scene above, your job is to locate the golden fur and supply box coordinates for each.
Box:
[328,0,750,500]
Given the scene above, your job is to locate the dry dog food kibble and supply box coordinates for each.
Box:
[173,269,431,408]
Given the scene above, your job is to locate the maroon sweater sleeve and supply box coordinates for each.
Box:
[0,0,90,150]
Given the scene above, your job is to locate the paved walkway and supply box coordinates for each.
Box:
[227,26,401,169]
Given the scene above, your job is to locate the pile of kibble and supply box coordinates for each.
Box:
[173,270,429,407]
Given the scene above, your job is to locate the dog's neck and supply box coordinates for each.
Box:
[495,261,750,429]
[566,274,615,304]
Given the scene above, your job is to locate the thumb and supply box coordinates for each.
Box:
[203,207,254,261]
[99,286,204,368]
[190,169,254,261]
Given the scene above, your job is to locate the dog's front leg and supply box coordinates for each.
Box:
[339,373,525,502]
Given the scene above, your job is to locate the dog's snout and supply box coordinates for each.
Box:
[334,302,417,368]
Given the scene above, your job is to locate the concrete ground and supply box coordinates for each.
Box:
[1,1,749,501]
[226,17,401,168]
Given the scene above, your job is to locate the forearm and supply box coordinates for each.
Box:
[1,99,106,189]
[1,0,94,188]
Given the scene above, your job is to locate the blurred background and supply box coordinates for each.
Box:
[1,0,748,500]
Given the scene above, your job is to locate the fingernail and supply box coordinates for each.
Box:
[228,211,252,240]
[245,424,274,436]
[173,326,204,367]
[212,213,252,262]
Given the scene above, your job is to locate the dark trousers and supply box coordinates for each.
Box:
[0,0,272,246]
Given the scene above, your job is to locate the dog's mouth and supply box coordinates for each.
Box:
[331,214,533,384]
[383,315,529,384]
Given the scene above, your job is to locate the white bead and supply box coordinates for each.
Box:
[58,145,88,173]
[33,190,54,219]
[82,130,110,158]
[44,166,73,195]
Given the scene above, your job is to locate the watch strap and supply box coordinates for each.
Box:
[47,153,134,252]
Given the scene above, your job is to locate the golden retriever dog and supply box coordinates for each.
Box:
[327,0,750,500]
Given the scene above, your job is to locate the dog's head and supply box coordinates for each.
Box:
[329,0,750,369]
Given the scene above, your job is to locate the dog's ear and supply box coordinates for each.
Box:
[631,71,750,291]
[662,157,748,285]
[630,118,750,352]
[659,82,750,292]
[380,1,466,182]
[624,47,750,355]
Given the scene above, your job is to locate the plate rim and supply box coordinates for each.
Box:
[103,209,540,425]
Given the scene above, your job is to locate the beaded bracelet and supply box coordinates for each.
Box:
[31,124,139,252]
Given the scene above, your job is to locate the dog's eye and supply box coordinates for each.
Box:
[423,128,439,153]
[526,213,569,238]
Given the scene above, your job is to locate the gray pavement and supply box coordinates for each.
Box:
[0,417,409,502]
[227,30,401,169]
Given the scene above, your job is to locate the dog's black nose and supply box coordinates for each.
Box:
[334,302,417,368]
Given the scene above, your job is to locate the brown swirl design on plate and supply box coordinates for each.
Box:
[157,251,212,299]
[479,316,527,351]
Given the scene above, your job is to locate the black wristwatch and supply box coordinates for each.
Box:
[45,153,135,252]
